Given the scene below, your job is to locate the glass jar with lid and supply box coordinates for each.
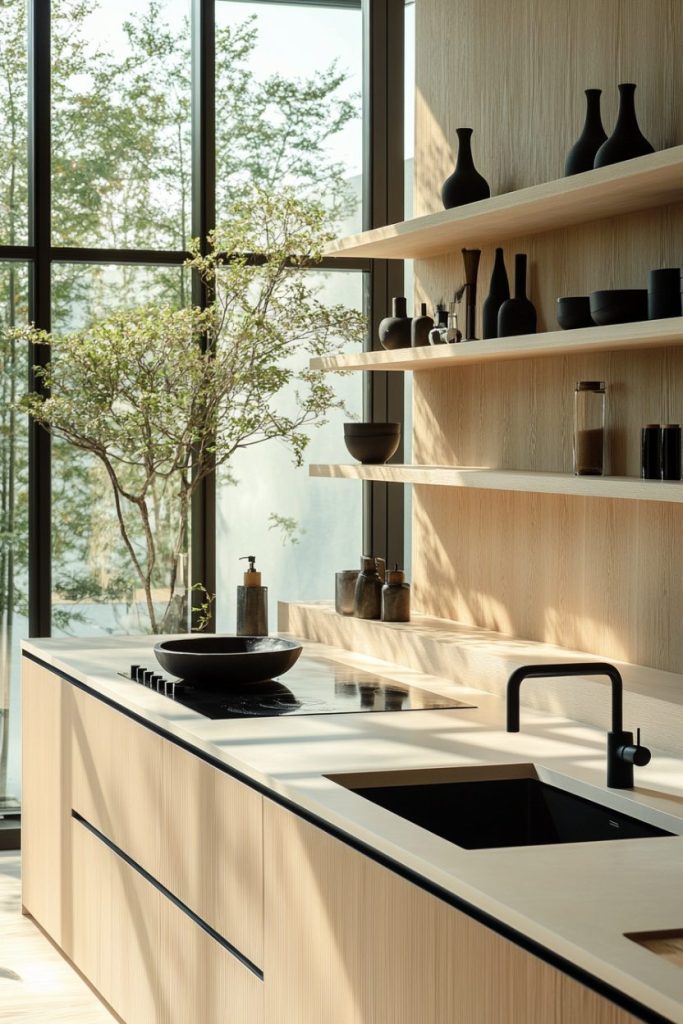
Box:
[573,381,606,476]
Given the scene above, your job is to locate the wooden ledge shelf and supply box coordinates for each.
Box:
[311,318,683,373]
[279,602,683,754]
[310,463,683,503]
[323,146,683,259]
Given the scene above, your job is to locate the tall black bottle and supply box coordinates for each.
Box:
[594,83,654,168]
[564,89,607,175]
[482,248,510,339]
[497,254,537,337]
[441,129,490,210]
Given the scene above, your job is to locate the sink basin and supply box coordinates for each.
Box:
[330,765,673,850]
[154,635,302,687]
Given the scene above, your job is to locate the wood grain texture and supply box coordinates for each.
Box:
[71,686,264,968]
[263,800,641,1024]
[160,737,264,967]
[21,659,74,954]
[626,931,683,970]
[410,0,683,675]
[412,486,683,673]
[310,463,683,503]
[71,685,164,879]
[72,817,263,1024]
[310,318,683,372]
[324,147,683,258]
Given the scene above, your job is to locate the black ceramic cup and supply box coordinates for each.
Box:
[344,422,401,464]
[556,296,594,330]
[648,268,682,320]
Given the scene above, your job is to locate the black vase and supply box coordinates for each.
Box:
[441,129,490,210]
[497,254,537,337]
[378,297,411,350]
[482,248,510,339]
[411,303,434,347]
[594,83,654,168]
[564,89,608,175]
[461,248,481,341]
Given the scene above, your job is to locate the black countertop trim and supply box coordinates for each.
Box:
[24,650,674,1024]
[71,810,264,981]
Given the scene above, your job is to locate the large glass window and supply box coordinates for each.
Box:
[215,0,363,235]
[51,263,190,636]
[0,262,29,809]
[0,0,29,246]
[216,269,364,631]
[51,0,191,250]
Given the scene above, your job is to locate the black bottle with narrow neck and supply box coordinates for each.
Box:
[497,254,537,337]
[564,89,607,175]
[482,247,510,339]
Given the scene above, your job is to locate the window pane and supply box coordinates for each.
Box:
[51,0,191,249]
[0,263,29,808]
[0,1,29,245]
[216,270,364,631]
[215,1,363,236]
[51,263,190,636]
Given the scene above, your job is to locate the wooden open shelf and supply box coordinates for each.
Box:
[310,463,683,503]
[323,147,683,259]
[310,317,683,372]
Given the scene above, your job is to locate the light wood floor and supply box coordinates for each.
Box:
[0,851,116,1023]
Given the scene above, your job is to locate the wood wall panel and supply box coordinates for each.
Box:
[412,0,683,672]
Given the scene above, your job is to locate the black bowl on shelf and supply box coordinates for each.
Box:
[556,296,594,330]
[344,422,401,464]
[154,635,302,687]
[589,289,648,326]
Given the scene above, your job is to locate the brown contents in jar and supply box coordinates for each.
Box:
[575,427,604,475]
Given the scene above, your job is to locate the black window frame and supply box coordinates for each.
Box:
[2,0,405,638]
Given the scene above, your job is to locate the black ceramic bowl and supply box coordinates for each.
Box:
[344,422,401,464]
[589,289,648,326]
[154,635,302,687]
[556,296,594,330]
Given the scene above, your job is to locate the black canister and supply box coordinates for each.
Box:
[648,269,682,320]
[381,567,411,622]
[641,424,661,479]
[661,424,682,481]
[353,556,384,620]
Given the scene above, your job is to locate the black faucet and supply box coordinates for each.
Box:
[506,662,651,789]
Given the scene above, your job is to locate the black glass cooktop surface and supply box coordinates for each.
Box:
[136,655,476,720]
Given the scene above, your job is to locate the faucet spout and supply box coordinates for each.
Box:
[506,662,623,733]
[505,661,650,789]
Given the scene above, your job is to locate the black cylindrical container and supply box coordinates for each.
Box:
[661,424,682,481]
[641,424,661,479]
[648,269,682,320]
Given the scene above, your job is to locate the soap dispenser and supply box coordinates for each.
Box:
[236,555,268,636]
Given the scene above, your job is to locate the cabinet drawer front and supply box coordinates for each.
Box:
[72,817,263,1024]
[161,738,264,968]
[71,687,263,967]
[71,686,164,876]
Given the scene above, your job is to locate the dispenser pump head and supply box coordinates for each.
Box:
[239,555,262,587]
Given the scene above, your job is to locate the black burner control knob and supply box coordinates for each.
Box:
[130,664,140,680]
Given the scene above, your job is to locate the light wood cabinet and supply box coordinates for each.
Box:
[72,815,263,1024]
[71,685,264,967]
[21,659,74,953]
[263,800,640,1024]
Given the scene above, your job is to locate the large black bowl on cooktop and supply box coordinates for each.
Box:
[154,635,302,687]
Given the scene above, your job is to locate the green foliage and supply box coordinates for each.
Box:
[0,0,362,637]
[18,191,365,632]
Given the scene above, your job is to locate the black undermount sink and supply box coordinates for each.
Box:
[331,765,673,850]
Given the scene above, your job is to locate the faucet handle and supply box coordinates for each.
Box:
[618,728,652,767]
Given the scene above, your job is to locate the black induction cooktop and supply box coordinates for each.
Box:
[127,654,476,720]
